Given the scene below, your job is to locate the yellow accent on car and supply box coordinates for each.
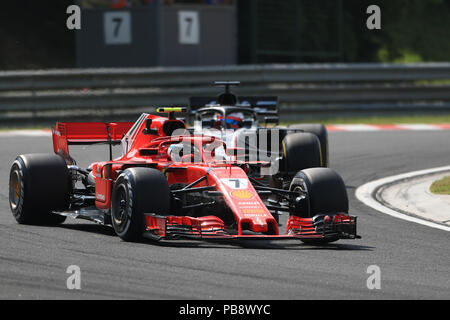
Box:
[317,141,323,167]
[156,107,186,113]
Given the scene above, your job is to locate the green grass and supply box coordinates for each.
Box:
[377,48,424,64]
[430,176,450,195]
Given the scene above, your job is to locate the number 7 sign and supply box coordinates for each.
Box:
[104,11,132,45]
[178,11,200,45]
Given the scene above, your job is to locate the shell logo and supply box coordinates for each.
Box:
[231,190,254,199]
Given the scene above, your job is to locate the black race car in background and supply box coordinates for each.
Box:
[188,81,329,191]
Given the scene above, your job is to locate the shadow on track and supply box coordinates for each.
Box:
[142,238,373,251]
[59,223,116,237]
[57,223,372,251]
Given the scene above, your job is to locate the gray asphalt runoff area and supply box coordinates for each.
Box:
[0,131,449,299]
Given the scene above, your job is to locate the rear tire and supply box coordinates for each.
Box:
[288,124,329,167]
[111,168,170,241]
[289,167,348,244]
[282,132,322,175]
[9,154,70,225]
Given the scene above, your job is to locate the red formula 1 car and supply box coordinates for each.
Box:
[9,109,359,244]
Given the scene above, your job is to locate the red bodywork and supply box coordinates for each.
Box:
[52,113,358,242]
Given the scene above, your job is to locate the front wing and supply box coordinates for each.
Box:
[144,213,360,242]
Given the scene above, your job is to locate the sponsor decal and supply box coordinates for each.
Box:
[231,189,254,199]
[242,208,265,214]
[238,201,259,205]
[96,193,106,201]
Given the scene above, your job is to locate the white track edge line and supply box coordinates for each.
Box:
[355,166,450,232]
[0,130,50,137]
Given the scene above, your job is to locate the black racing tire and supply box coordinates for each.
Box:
[9,154,69,225]
[289,168,348,244]
[282,132,322,175]
[111,168,170,241]
[288,124,329,167]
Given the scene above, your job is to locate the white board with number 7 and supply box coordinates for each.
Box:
[178,11,200,45]
[104,11,132,45]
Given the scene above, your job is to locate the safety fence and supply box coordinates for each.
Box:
[1,63,449,124]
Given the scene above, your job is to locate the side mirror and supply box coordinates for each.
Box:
[143,118,158,135]
[201,119,215,128]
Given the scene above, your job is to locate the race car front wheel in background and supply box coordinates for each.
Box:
[288,124,329,167]
[289,168,349,244]
[9,154,69,225]
[111,168,170,241]
[282,132,322,175]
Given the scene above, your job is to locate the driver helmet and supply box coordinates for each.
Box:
[167,143,184,162]
[217,112,244,129]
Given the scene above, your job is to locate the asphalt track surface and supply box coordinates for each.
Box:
[1,131,449,299]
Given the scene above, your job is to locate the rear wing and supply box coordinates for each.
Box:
[189,96,279,116]
[52,122,134,162]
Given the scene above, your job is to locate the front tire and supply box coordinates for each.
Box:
[111,168,170,241]
[288,124,329,167]
[282,132,322,175]
[289,167,348,244]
